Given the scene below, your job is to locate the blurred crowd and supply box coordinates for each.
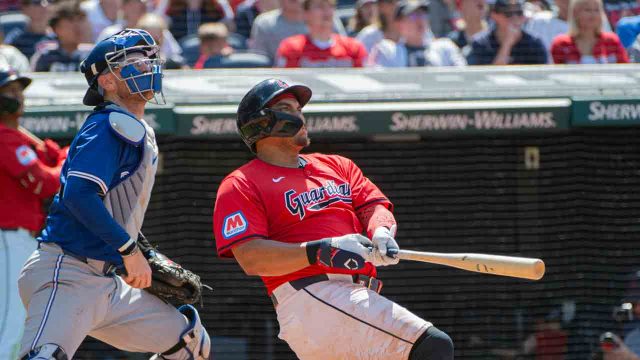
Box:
[1,0,640,71]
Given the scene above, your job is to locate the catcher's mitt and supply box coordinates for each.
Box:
[145,250,209,305]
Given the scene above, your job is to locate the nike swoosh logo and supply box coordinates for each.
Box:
[272,176,285,183]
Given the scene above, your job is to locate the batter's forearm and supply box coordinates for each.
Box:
[356,204,396,238]
[232,239,311,276]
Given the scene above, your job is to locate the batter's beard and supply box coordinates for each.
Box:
[293,132,311,148]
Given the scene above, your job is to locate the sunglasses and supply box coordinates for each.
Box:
[501,9,524,16]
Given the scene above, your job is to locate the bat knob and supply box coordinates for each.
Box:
[386,248,399,257]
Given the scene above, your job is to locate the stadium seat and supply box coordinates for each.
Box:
[0,12,28,38]
[202,52,271,68]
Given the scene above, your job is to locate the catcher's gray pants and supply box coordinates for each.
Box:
[17,242,188,358]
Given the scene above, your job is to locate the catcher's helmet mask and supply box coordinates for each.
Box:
[80,28,165,106]
[0,67,31,115]
[237,78,312,152]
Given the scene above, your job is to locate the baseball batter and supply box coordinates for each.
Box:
[0,68,66,359]
[17,29,210,360]
[213,78,454,359]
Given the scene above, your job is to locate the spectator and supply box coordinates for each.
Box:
[347,0,379,36]
[524,0,571,56]
[275,0,367,66]
[5,0,56,59]
[521,310,569,360]
[550,0,628,63]
[466,0,547,64]
[356,0,401,52]
[137,13,188,68]
[602,0,640,30]
[368,0,466,66]
[31,0,92,72]
[0,0,21,11]
[447,0,488,49]
[234,0,280,39]
[80,0,122,41]
[193,22,233,67]
[0,34,30,73]
[428,0,455,37]
[249,0,346,60]
[615,15,640,49]
[97,0,148,40]
[166,0,234,41]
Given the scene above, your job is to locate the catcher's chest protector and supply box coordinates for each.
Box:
[103,110,159,240]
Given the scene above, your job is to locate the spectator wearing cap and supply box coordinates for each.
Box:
[616,15,640,50]
[368,0,466,66]
[5,0,56,59]
[466,0,547,64]
[193,22,234,67]
[275,0,367,66]
[80,0,122,41]
[0,33,30,73]
[347,0,379,36]
[249,0,346,61]
[137,13,188,68]
[551,0,628,63]
[234,0,280,40]
[447,0,488,49]
[356,0,401,52]
[166,0,235,41]
[31,0,92,72]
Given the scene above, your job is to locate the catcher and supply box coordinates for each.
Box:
[17,29,211,360]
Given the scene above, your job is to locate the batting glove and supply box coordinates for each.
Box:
[371,225,400,266]
[305,234,373,270]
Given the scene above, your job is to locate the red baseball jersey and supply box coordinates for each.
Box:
[0,124,62,232]
[275,34,368,68]
[213,153,392,295]
[551,32,629,64]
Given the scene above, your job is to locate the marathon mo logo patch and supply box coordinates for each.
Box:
[222,211,248,239]
[16,145,37,166]
[285,181,352,219]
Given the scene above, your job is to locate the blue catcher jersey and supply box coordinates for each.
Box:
[39,103,159,264]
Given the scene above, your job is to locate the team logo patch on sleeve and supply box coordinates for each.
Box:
[222,211,248,239]
[16,145,37,166]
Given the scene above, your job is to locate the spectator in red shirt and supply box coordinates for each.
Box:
[551,0,628,63]
[275,0,368,67]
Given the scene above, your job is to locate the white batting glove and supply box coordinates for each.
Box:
[371,225,400,266]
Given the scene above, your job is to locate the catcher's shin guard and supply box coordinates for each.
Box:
[150,305,211,360]
[21,344,68,360]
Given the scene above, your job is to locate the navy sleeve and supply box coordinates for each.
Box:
[62,176,132,251]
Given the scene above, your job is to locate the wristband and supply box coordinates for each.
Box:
[119,238,139,257]
[304,239,331,265]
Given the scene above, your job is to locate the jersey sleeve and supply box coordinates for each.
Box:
[65,119,124,195]
[213,175,269,257]
[0,133,39,177]
[339,156,392,212]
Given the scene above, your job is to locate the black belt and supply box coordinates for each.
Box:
[270,274,383,307]
[38,241,119,275]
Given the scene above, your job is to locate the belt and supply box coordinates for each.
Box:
[270,274,383,308]
[38,242,119,276]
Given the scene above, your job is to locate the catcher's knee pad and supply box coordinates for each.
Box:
[408,326,454,360]
[151,305,211,360]
[21,344,68,360]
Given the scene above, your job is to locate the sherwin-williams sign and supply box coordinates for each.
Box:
[174,98,571,137]
[572,98,640,126]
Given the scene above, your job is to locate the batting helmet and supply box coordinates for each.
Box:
[80,28,163,106]
[0,67,31,115]
[237,78,312,152]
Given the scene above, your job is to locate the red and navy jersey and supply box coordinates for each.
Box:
[0,124,62,232]
[275,34,368,68]
[213,153,392,295]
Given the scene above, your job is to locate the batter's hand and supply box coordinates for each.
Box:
[122,249,152,289]
[371,225,400,266]
[306,234,373,270]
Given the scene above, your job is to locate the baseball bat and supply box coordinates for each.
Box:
[19,125,44,147]
[391,249,545,280]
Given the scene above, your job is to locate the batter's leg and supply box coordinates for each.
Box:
[407,326,454,360]
[0,229,37,359]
